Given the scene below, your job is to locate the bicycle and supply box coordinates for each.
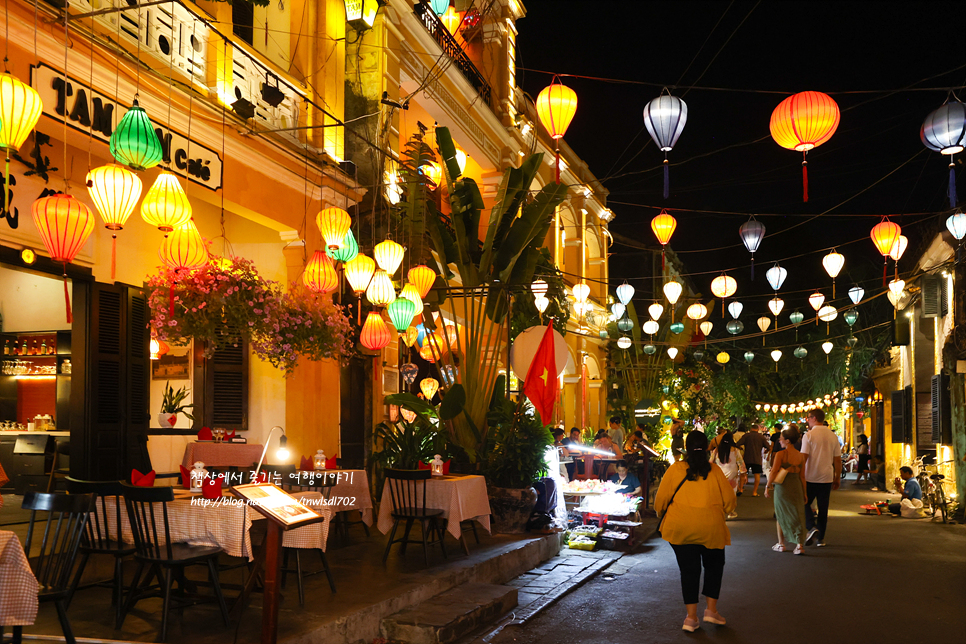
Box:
[923,460,955,523]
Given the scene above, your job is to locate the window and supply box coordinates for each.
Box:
[232,0,254,45]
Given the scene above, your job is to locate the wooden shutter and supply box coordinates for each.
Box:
[200,329,249,432]
[126,288,151,469]
[890,387,910,444]
[931,374,951,444]
[874,402,885,457]
[922,275,942,318]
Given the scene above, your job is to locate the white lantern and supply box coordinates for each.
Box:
[768,297,785,317]
[822,250,845,279]
[889,235,908,261]
[818,305,838,322]
[771,349,782,363]
[848,286,865,305]
[822,341,834,355]
[615,283,635,305]
[572,282,591,303]
[611,303,626,319]
[727,301,744,319]
[757,317,771,333]
[534,296,550,314]
[766,264,787,291]
[648,302,664,320]
[642,320,660,335]
[617,336,632,349]
[686,302,708,320]
[699,321,713,336]
[663,280,683,305]
[808,292,826,312]
[531,279,548,297]
[667,347,679,359]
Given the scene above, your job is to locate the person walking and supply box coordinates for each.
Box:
[711,432,746,519]
[765,426,808,555]
[853,433,871,484]
[737,424,768,496]
[801,409,841,547]
[655,430,736,632]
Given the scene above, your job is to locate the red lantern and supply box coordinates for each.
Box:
[408,264,436,298]
[303,250,339,294]
[360,311,392,351]
[31,194,96,322]
[770,91,840,202]
[870,218,901,285]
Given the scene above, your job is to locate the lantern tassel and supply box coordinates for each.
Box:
[63,266,73,324]
[883,260,887,287]
[663,158,669,199]
[169,283,175,316]
[661,247,665,269]
[802,157,809,203]
[3,154,9,215]
[554,148,560,185]
[750,256,755,280]
[949,159,958,209]
[111,234,117,281]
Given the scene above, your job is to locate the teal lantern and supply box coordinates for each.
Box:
[847,336,858,348]
[617,317,634,333]
[599,329,609,339]
[430,0,449,15]
[662,385,670,394]
[109,100,163,171]
[328,229,358,262]
[669,322,685,334]
[794,346,807,359]
[744,351,755,363]
[387,297,417,332]
[726,320,744,335]
[844,309,859,327]
[693,350,705,361]
[643,344,657,355]
[789,310,804,325]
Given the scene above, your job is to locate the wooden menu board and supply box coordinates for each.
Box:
[229,483,324,529]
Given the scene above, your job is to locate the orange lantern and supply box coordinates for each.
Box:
[86,164,142,280]
[650,209,677,268]
[535,78,578,183]
[316,207,351,250]
[150,335,170,360]
[769,91,840,202]
[159,219,209,315]
[711,274,737,318]
[302,250,339,294]
[870,218,901,285]
[31,194,96,323]
[419,343,437,363]
[419,161,443,188]
[360,312,392,351]
[408,265,436,298]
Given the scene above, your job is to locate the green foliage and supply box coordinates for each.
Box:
[373,393,448,470]
[509,248,570,341]
[482,396,553,489]
[160,382,194,419]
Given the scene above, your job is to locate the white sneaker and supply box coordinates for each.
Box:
[727,512,738,519]
[805,528,819,545]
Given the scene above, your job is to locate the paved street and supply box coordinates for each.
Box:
[486,479,966,644]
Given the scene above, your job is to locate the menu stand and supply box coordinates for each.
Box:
[229,483,324,644]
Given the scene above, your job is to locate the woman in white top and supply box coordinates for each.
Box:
[712,432,746,519]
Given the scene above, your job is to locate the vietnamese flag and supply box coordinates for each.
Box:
[523,323,558,425]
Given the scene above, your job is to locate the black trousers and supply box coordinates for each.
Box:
[804,481,833,539]
[669,543,725,604]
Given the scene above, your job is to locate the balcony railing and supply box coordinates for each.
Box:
[413,1,493,108]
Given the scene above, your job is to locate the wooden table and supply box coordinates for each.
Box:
[181,442,265,469]
[377,474,491,554]
[0,530,39,627]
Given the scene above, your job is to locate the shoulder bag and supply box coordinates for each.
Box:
[656,470,690,537]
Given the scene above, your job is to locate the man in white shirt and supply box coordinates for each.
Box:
[800,409,841,547]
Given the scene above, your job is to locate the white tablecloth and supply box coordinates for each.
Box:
[377,475,491,540]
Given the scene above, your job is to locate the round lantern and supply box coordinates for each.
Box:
[572,282,590,304]
[711,274,737,318]
[31,194,96,322]
[617,336,632,350]
[344,254,376,294]
[727,301,743,319]
[611,303,626,319]
[110,101,164,170]
[399,283,424,314]
[141,171,192,232]
[686,302,708,321]
[366,269,395,306]
[535,78,578,182]
[870,218,901,285]
[616,282,635,306]
[648,302,664,320]
[374,238,405,275]
[888,235,908,262]
[667,347,679,360]
[726,320,744,335]
[769,91,840,202]
[699,321,713,336]
[420,377,440,401]
[86,164,143,280]
[789,310,804,326]
[617,317,634,333]
[766,264,787,291]
[419,161,442,188]
[302,250,339,294]
[669,322,685,334]
[663,280,683,305]
[430,0,449,16]
[531,279,549,298]
[921,99,966,208]
[642,92,688,199]
[768,297,784,317]
[848,286,865,305]
[643,344,656,355]
[739,217,766,278]
[794,346,807,359]
[316,207,352,251]
[328,230,359,263]
[818,305,837,322]
[650,211,676,266]
[744,351,755,364]
[716,351,731,364]
[0,72,44,152]
[360,312,392,351]
[642,320,660,335]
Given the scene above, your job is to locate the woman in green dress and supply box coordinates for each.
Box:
[764,425,807,555]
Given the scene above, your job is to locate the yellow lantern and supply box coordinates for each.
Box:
[716,351,731,364]
[345,253,375,294]
[86,164,143,280]
[366,269,395,306]
[663,280,683,305]
[420,377,440,401]
[409,265,437,297]
[651,210,677,266]
[141,171,192,233]
[374,238,405,276]
[711,274,737,317]
[159,219,209,273]
[536,80,578,140]
[0,72,43,152]
[768,297,784,317]
[686,302,708,321]
[699,321,713,336]
[419,161,443,187]
[399,282,424,313]
[316,207,351,250]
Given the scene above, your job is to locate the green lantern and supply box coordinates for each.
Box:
[726,320,744,335]
[617,317,633,333]
[669,322,685,334]
[844,309,859,327]
[599,329,609,339]
[744,351,755,363]
[109,100,163,171]
[794,346,807,359]
[328,229,359,263]
[789,310,804,325]
[386,297,417,332]
[643,344,657,355]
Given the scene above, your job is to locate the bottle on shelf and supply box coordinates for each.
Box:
[41,340,47,355]
[3,340,8,355]
[21,340,27,355]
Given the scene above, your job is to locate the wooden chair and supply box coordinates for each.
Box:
[119,483,230,642]
[279,475,337,604]
[21,492,95,644]
[382,469,446,566]
[63,477,136,628]
[45,439,70,493]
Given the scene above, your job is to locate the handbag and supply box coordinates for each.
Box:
[656,471,689,537]
[772,466,789,485]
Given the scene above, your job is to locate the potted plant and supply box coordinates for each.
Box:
[370,393,449,488]
[483,394,552,534]
[159,381,194,429]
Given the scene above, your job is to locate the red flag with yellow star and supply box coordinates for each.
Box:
[523,323,557,425]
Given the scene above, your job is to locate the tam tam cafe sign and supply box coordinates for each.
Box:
[31,64,223,191]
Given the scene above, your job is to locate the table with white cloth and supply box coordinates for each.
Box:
[181,442,265,470]
[0,530,39,627]
[377,474,491,553]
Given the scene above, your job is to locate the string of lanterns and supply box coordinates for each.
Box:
[753,389,853,416]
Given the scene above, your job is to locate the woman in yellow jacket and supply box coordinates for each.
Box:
[655,429,737,632]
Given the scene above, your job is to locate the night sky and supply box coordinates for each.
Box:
[516,1,966,330]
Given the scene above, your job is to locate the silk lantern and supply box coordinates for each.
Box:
[669,322,685,334]
[650,210,676,268]
[822,250,845,297]
[739,217,766,278]
[316,207,351,250]
[360,311,392,351]
[0,72,44,215]
[160,219,209,313]
[572,282,590,304]
[768,297,784,318]
[642,92,688,198]
[366,269,395,306]
[844,309,859,327]
[409,265,437,297]
[920,98,966,208]
[420,377,440,401]
[535,78,578,183]
[745,351,755,364]
[31,194,96,323]
[642,320,660,336]
[663,281,683,309]
[757,316,771,345]
[686,303,708,321]
[822,341,833,363]
[848,285,864,305]
[141,171,192,233]
[399,283,424,314]
[328,230,359,263]
[430,0,449,16]
[789,311,804,325]
[766,264,787,292]
[303,250,339,294]
[699,321,713,337]
[769,91,840,202]
[794,346,807,359]
[616,282,635,306]
[818,305,837,322]
[726,320,744,335]
[889,235,908,261]
[86,164,142,280]
[617,336,632,350]
[667,347,679,360]
[727,301,743,319]
[648,302,664,320]
[771,349,783,372]
[531,279,549,298]
[374,238,405,276]
[870,218,901,285]
[716,351,730,364]
[888,279,905,309]
[711,274,736,318]
[643,344,656,355]
[611,303,626,319]
[419,161,442,188]
[617,317,633,334]
[534,296,550,315]
[110,100,164,171]
[948,211,966,262]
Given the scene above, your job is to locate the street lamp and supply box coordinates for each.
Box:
[344,0,380,29]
